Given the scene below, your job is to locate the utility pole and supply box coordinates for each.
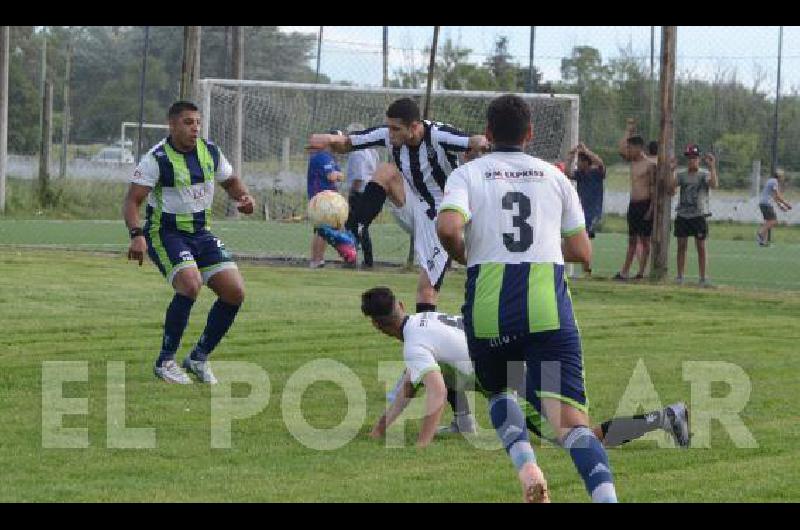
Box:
[228,26,244,218]
[382,26,389,87]
[650,26,677,281]
[59,33,72,178]
[0,27,9,213]
[180,26,201,101]
[527,26,536,93]
[38,81,53,206]
[136,26,150,164]
[771,26,783,175]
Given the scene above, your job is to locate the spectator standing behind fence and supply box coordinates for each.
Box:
[669,144,718,287]
[343,123,379,268]
[565,142,605,277]
[757,169,793,247]
[614,118,656,281]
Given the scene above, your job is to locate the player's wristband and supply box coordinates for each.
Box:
[129,227,144,239]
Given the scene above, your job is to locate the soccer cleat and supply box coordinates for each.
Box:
[436,414,477,436]
[182,356,218,384]
[518,462,550,503]
[698,278,714,289]
[335,242,357,264]
[154,360,192,384]
[309,260,326,269]
[663,402,690,448]
[675,276,684,285]
[613,272,628,281]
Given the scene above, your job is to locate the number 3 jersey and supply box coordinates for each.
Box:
[439,149,586,339]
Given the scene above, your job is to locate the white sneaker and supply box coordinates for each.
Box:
[154,360,192,384]
[436,414,477,436]
[182,356,218,384]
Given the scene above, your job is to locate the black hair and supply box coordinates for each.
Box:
[361,287,397,320]
[627,135,645,147]
[168,100,199,119]
[647,140,658,156]
[386,98,421,126]
[487,94,531,145]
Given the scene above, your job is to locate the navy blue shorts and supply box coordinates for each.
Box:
[468,327,588,423]
[144,228,237,284]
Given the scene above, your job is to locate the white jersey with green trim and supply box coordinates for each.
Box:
[402,312,475,390]
[439,150,585,268]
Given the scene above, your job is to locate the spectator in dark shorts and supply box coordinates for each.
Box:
[669,144,718,287]
[757,169,793,246]
[614,118,656,281]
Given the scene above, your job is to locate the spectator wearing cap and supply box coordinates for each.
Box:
[757,169,793,247]
[668,143,718,287]
[343,123,380,268]
[614,117,657,281]
[307,129,346,268]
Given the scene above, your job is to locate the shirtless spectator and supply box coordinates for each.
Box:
[614,118,656,281]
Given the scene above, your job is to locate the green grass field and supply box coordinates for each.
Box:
[1,249,798,502]
[2,217,799,291]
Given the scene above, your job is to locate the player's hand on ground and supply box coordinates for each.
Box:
[305,134,331,151]
[127,236,147,266]
[237,194,255,214]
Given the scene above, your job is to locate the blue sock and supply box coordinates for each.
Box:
[488,393,536,471]
[157,293,195,367]
[563,425,618,503]
[190,299,241,362]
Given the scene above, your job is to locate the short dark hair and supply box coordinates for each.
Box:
[361,287,396,321]
[487,94,531,145]
[577,152,592,164]
[647,140,658,156]
[627,135,645,147]
[168,101,199,119]
[386,98,420,126]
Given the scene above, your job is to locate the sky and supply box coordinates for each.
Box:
[280,26,800,96]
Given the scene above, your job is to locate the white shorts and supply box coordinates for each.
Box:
[392,177,451,288]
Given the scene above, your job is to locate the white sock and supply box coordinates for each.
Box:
[591,482,618,503]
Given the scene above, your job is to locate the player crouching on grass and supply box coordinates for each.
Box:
[361,287,690,451]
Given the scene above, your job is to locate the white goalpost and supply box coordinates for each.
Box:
[198,79,580,265]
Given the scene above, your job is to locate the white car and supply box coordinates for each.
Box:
[92,147,134,164]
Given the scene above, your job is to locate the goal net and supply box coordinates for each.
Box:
[199,79,579,264]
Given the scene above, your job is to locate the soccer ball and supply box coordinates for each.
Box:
[308,190,349,230]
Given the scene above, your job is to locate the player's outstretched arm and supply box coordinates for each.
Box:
[417,371,448,447]
[370,371,416,439]
[306,133,353,154]
[123,183,152,266]
[221,176,255,214]
[437,210,467,265]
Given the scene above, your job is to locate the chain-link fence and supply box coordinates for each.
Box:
[1,26,798,291]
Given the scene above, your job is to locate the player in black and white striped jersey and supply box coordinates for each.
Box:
[306,98,489,310]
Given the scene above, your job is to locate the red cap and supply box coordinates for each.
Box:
[684,144,700,157]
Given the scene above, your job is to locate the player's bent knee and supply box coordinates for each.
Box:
[173,269,203,299]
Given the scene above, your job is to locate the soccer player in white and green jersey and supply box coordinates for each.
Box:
[123,101,255,385]
[437,94,616,503]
